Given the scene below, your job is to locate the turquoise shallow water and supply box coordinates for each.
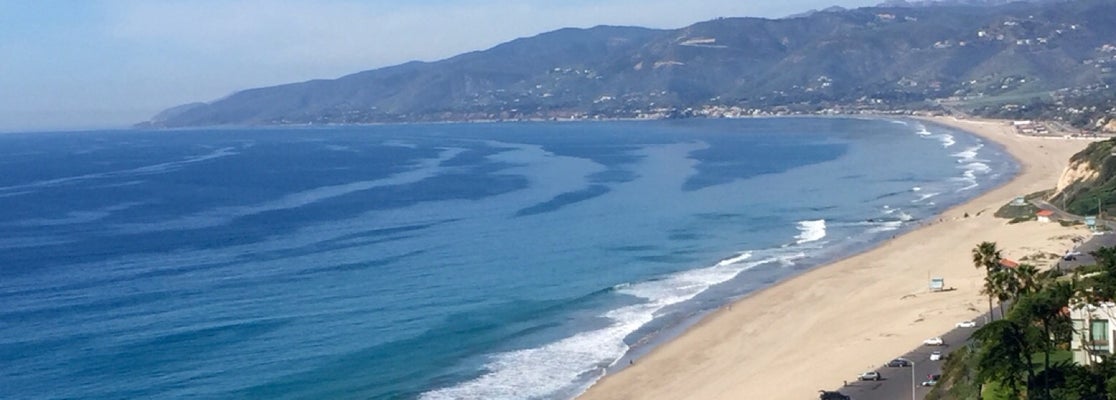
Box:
[0,118,1014,399]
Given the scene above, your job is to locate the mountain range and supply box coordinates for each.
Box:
[141,0,1116,127]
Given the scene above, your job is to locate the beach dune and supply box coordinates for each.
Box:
[578,117,1094,400]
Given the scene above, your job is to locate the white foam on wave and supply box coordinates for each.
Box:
[948,142,990,192]
[868,220,904,233]
[938,134,956,148]
[421,251,790,400]
[777,252,808,267]
[962,162,991,174]
[913,192,941,203]
[952,144,983,162]
[420,301,652,400]
[954,161,991,192]
[794,219,827,244]
[716,251,753,267]
[910,123,954,147]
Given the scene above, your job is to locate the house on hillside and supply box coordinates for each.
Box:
[1000,258,1020,269]
[1071,303,1116,365]
[1037,209,1055,223]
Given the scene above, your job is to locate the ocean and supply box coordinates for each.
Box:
[0,118,1015,399]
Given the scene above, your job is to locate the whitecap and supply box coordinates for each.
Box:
[794,219,827,244]
[938,134,956,148]
[715,251,753,267]
[421,253,785,400]
[867,220,903,233]
[777,252,807,267]
[913,192,941,203]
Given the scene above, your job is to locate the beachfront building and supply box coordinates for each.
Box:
[1037,209,1054,223]
[1070,302,1116,365]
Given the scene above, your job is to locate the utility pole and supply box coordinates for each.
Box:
[911,360,917,400]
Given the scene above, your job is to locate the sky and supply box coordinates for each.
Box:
[0,0,881,132]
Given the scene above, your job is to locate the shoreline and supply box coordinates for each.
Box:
[578,116,1098,400]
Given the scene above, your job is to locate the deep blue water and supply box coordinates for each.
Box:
[0,118,1014,399]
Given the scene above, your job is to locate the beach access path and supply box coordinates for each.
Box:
[578,116,1099,400]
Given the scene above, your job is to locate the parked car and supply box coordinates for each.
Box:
[819,390,851,400]
[858,371,881,381]
[923,337,944,346]
[956,320,977,328]
[921,374,942,386]
[930,351,942,361]
[886,358,912,367]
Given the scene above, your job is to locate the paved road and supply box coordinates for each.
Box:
[826,315,990,400]
[1054,231,1116,271]
[1032,199,1116,271]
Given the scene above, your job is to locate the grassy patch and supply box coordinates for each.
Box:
[982,351,1073,399]
[996,202,1040,220]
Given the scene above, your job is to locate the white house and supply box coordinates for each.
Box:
[1037,209,1054,223]
[1070,302,1116,365]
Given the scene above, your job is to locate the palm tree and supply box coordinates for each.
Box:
[1012,264,1041,299]
[973,241,1004,320]
[993,269,1014,317]
[999,263,1041,314]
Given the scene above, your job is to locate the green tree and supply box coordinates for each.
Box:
[1084,247,1116,302]
[974,241,1004,320]
[1012,264,1042,300]
[1009,281,1074,399]
[974,319,1034,399]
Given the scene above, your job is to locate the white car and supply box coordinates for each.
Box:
[930,351,942,361]
[956,320,977,328]
[858,371,881,381]
[923,337,944,346]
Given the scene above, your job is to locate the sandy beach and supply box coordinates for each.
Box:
[579,116,1097,400]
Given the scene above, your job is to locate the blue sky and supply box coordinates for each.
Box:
[0,0,879,132]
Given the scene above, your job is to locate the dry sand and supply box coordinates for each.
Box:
[578,116,1096,400]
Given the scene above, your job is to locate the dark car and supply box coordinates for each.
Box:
[819,390,851,400]
[886,358,912,367]
[921,373,942,386]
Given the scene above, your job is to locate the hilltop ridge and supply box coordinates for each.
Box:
[142,0,1116,128]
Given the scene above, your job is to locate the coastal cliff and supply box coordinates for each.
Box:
[1051,138,1116,215]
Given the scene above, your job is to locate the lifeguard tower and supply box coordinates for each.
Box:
[929,277,945,292]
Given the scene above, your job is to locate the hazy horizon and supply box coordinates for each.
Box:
[0,0,882,132]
